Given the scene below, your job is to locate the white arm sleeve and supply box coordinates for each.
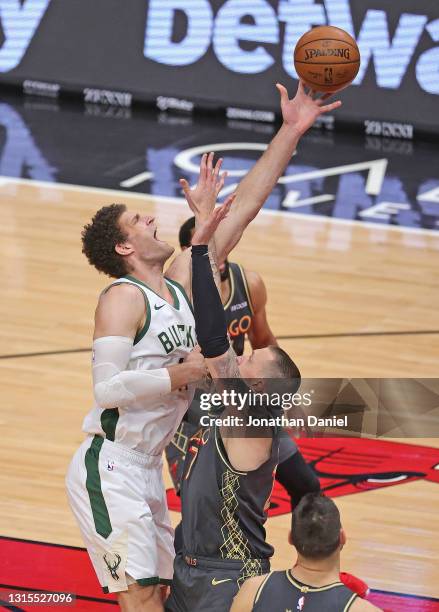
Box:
[92,336,171,409]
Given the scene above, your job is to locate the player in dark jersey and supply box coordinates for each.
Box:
[230,493,381,612]
[165,216,320,518]
[165,197,302,612]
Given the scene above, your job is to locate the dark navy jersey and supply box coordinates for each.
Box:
[252,570,358,612]
[224,262,254,357]
[180,424,279,583]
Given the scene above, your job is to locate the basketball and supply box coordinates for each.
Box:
[294,26,360,93]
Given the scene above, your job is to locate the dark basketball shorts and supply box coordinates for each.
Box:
[165,552,270,612]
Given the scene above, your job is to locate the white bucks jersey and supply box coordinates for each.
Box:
[82,275,196,454]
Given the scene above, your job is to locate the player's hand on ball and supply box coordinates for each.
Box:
[276,80,342,135]
[180,152,228,221]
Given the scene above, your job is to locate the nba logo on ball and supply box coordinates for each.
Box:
[324,67,333,84]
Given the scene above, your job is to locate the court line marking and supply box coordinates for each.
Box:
[120,171,153,188]
[0,598,24,612]
[277,329,439,340]
[1,176,439,238]
[0,535,85,552]
[370,588,439,603]
[1,330,438,360]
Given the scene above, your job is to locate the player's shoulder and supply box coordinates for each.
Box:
[238,266,265,291]
[230,573,268,611]
[237,266,266,310]
[95,280,147,325]
[350,596,383,611]
[99,280,146,305]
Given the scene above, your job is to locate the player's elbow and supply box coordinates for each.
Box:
[94,378,135,409]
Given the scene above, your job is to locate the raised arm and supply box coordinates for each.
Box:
[167,82,341,292]
[189,198,238,379]
[165,153,226,297]
[213,82,341,260]
[191,207,273,470]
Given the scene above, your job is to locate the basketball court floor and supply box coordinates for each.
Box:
[1,93,439,610]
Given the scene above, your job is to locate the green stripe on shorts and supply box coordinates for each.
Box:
[85,435,112,539]
[101,408,119,442]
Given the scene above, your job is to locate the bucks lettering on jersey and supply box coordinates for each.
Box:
[158,323,195,355]
[82,275,196,455]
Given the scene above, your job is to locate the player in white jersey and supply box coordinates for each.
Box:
[65,82,341,611]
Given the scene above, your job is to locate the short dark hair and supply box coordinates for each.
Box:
[292,493,341,560]
[82,204,128,278]
[269,346,301,393]
[179,216,195,248]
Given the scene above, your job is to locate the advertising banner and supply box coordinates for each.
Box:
[0,0,438,136]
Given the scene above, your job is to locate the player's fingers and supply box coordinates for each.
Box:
[213,157,223,178]
[199,153,208,181]
[179,178,190,194]
[207,151,214,176]
[297,80,306,96]
[216,170,228,195]
[276,83,289,105]
[320,93,333,101]
[223,192,236,210]
[320,100,342,113]
[179,179,196,208]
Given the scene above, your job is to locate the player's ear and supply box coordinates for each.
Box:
[288,530,293,545]
[115,242,134,256]
[339,528,346,550]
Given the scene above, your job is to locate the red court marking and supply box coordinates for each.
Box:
[1,536,438,611]
[167,438,439,517]
[0,536,116,609]
[368,591,439,611]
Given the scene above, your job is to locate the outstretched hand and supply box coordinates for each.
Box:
[276,81,342,135]
[191,194,235,246]
[180,152,227,221]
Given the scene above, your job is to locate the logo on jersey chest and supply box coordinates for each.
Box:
[158,324,195,354]
[228,314,252,338]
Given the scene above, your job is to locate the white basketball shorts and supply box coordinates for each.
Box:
[66,435,174,593]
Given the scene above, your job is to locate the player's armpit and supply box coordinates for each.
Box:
[222,435,273,472]
[94,283,146,340]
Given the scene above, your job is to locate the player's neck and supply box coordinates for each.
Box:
[127,262,167,295]
[291,553,340,587]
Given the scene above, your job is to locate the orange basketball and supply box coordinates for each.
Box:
[294,26,360,93]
